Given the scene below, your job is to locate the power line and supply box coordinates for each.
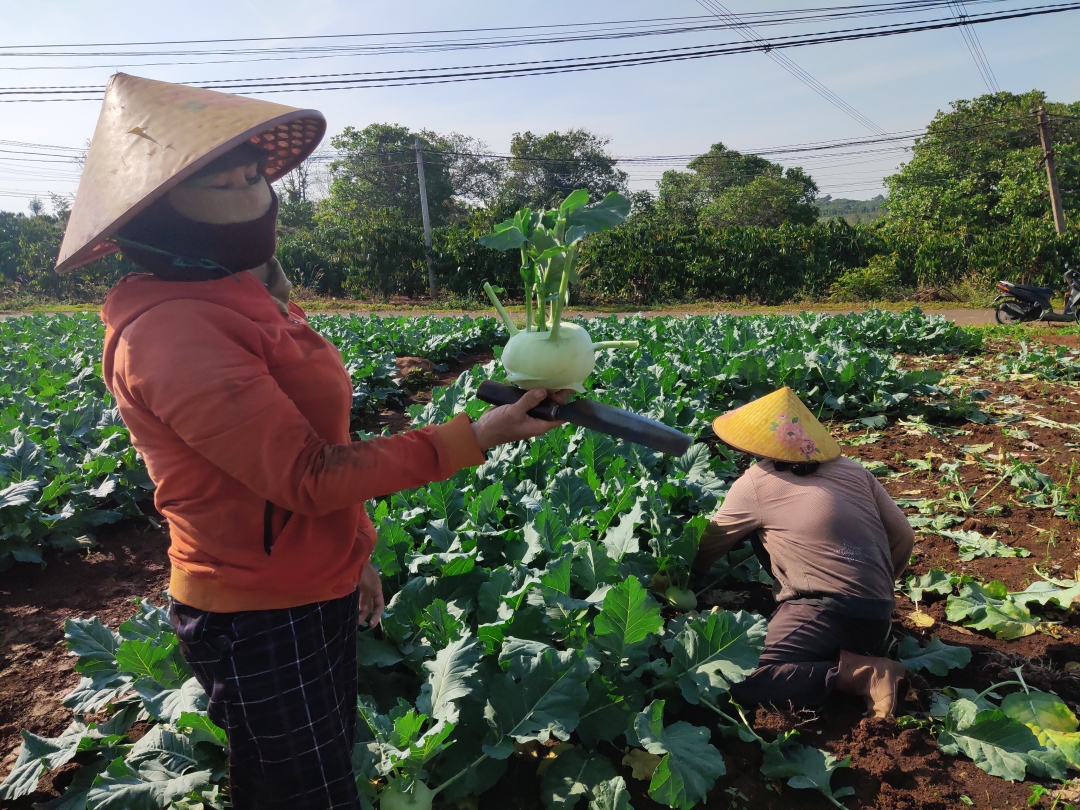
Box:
[0,2,1074,101]
[948,1,1001,91]
[693,0,887,135]
[0,1,1016,55]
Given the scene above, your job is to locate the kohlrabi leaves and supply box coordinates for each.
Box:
[664,610,767,703]
[64,616,122,675]
[933,528,1030,562]
[566,192,632,234]
[540,747,618,810]
[1009,580,1080,612]
[416,636,483,724]
[135,676,208,724]
[85,758,213,810]
[590,577,663,671]
[902,568,961,602]
[945,581,1039,639]
[896,635,972,676]
[632,700,725,810]
[483,644,590,759]
[479,223,527,251]
[588,776,633,810]
[759,732,855,804]
[0,726,87,800]
[601,500,644,561]
[1000,690,1080,769]
[937,699,1063,782]
[2,309,1025,809]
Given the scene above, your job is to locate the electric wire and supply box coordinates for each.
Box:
[0,2,1074,101]
[948,1,1001,90]
[0,1,1022,57]
[693,0,887,135]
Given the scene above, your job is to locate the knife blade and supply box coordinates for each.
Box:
[476,380,693,456]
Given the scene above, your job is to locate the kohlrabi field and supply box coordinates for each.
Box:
[2,309,1080,810]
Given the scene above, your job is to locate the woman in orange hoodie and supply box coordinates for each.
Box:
[57,75,567,810]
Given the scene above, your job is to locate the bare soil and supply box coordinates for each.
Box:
[3,339,1080,810]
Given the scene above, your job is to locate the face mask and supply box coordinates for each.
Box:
[116,180,279,281]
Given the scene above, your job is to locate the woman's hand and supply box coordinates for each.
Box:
[357,563,385,627]
[471,388,574,451]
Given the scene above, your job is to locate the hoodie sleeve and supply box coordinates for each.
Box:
[115,300,485,516]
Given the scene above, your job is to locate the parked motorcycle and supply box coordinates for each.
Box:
[993,267,1080,324]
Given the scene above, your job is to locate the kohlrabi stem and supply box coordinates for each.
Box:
[549,267,570,341]
[972,680,1024,702]
[483,282,518,336]
[700,697,765,744]
[521,250,533,331]
[429,753,489,796]
[591,341,640,351]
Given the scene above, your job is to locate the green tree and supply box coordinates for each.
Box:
[702,173,819,228]
[496,129,627,212]
[657,142,818,227]
[325,124,456,228]
[882,90,1080,284]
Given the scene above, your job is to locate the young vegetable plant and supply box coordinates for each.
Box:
[479,189,638,392]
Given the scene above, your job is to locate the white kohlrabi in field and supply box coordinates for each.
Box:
[480,189,638,392]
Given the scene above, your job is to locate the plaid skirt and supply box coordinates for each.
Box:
[170,592,360,810]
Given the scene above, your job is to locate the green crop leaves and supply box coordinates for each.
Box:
[932,528,1031,562]
[937,699,1067,782]
[663,610,767,704]
[539,748,618,810]
[483,644,591,759]
[1000,690,1080,770]
[632,701,726,810]
[0,600,227,807]
[0,308,1026,808]
[896,635,972,676]
[760,732,855,807]
[416,636,483,724]
[591,577,663,671]
[944,578,1080,639]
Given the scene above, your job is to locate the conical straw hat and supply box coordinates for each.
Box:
[56,73,326,272]
[712,387,841,463]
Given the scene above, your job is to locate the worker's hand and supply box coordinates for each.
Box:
[357,563,385,627]
[471,388,574,450]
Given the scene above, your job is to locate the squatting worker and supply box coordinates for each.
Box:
[696,387,915,718]
[56,74,570,810]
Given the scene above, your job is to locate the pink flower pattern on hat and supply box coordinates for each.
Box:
[769,413,818,460]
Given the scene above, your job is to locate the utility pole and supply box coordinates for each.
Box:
[414,137,437,298]
[1036,107,1067,235]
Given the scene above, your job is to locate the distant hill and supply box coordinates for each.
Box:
[815,195,886,225]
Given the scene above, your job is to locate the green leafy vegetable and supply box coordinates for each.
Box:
[896,635,972,676]
[632,701,725,810]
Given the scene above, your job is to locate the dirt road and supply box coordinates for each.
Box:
[0,307,1006,324]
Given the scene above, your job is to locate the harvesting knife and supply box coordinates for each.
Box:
[476,380,693,457]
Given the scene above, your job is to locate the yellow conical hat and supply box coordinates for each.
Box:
[56,73,326,272]
[712,387,841,463]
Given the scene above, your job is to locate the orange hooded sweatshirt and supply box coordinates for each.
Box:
[100,272,486,613]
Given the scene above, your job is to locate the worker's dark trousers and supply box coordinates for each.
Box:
[730,601,891,710]
[170,592,360,810]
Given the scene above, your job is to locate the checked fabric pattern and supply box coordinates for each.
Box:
[170,593,360,809]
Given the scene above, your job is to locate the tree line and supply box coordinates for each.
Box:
[1,89,1077,305]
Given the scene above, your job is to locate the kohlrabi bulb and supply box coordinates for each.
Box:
[501,323,596,393]
[380,782,436,810]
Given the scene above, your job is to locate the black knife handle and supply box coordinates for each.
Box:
[476,380,561,420]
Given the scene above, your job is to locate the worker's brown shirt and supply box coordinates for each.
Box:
[699,457,914,609]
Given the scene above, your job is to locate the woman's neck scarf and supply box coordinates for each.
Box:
[115,184,279,281]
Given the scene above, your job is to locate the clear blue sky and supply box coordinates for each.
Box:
[2,0,1078,213]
